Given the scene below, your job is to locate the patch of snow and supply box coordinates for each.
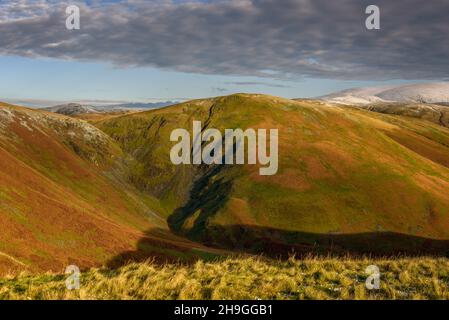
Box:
[319,82,449,105]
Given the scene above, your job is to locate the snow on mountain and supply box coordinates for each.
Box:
[44,103,102,116]
[319,82,449,105]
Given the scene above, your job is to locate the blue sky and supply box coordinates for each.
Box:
[0,55,415,106]
[0,0,446,107]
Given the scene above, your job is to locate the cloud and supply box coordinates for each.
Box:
[0,0,448,80]
[212,87,228,93]
[226,81,292,88]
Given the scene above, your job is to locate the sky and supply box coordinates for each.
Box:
[0,0,448,107]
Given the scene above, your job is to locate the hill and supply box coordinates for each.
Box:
[108,101,179,109]
[317,83,449,128]
[43,102,177,117]
[362,103,449,128]
[43,102,177,123]
[319,82,449,105]
[2,93,449,275]
[44,103,102,116]
[0,102,219,275]
[96,94,449,256]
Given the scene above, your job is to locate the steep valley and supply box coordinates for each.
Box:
[2,93,449,275]
[96,94,449,256]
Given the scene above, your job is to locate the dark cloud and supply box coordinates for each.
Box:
[0,0,448,80]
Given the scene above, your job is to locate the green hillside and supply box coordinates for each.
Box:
[2,93,448,276]
[97,94,449,256]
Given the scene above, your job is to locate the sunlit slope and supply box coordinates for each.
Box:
[97,94,449,254]
[0,102,209,274]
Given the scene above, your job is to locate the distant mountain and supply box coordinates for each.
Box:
[44,101,178,116]
[363,103,449,128]
[44,103,101,115]
[109,101,178,109]
[319,82,449,105]
[317,83,449,128]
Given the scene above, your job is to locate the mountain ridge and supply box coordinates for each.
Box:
[2,93,449,274]
[43,101,178,116]
[96,94,449,255]
[319,82,449,105]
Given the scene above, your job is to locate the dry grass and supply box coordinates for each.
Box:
[1,256,449,300]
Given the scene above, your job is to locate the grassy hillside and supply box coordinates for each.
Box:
[73,110,143,123]
[351,102,449,128]
[97,94,449,255]
[2,256,449,300]
[0,102,218,275]
[2,94,449,277]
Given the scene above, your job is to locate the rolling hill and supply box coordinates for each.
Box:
[0,102,219,275]
[44,103,103,116]
[43,101,177,117]
[42,102,177,124]
[362,103,449,128]
[2,93,449,276]
[96,94,449,256]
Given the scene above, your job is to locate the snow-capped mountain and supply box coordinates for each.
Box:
[320,82,449,105]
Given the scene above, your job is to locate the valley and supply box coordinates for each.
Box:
[1,0,447,302]
[1,93,449,277]
[0,101,221,275]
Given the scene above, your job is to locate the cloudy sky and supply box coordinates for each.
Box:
[0,0,448,106]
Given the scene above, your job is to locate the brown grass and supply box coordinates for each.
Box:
[1,256,449,300]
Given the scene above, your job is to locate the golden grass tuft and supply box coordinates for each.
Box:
[1,256,449,300]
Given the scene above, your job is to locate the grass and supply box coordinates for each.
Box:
[1,256,449,300]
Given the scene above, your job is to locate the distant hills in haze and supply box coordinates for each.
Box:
[109,101,179,109]
[43,101,178,116]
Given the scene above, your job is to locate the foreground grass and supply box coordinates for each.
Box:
[1,256,449,300]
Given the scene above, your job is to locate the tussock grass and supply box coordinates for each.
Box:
[1,256,449,300]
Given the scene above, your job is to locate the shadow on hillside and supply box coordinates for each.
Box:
[107,225,449,268]
[105,227,214,269]
[167,163,233,240]
[108,152,449,267]
[199,225,449,258]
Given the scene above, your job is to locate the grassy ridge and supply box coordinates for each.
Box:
[97,94,449,254]
[2,256,449,300]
